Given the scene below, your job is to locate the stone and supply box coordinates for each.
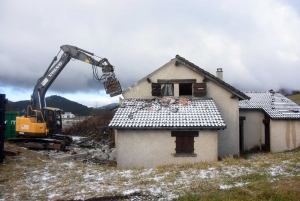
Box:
[94,155,107,161]
[109,148,116,160]
[101,153,109,159]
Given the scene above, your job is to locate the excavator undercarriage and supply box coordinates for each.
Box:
[6,137,70,151]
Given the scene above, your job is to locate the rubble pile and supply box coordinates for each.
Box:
[49,145,117,165]
[63,114,115,146]
[53,112,117,165]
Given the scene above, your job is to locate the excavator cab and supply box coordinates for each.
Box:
[43,107,62,135]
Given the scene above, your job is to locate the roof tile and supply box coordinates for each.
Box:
[109,98,226,130]
[239,92,300,119]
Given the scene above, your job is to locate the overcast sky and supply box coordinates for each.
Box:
[0,0,300,107]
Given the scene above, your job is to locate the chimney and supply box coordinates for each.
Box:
[216,68,223,80]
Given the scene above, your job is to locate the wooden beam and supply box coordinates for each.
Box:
[158,79,196,83]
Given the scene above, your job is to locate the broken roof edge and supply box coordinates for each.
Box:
[175,55,250,100]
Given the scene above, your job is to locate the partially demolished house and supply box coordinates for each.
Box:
[109,55,249,168]
[239,91,300,153]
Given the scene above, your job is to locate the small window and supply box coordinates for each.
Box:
[152,83,174,96]
[172,131,198,156]
[179,83,193,96]
[176,136,194,154]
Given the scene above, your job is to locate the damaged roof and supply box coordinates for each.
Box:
[175,55,250,100]
[109,98,226,130]
[123,55,249,100]
[239,91,300,120]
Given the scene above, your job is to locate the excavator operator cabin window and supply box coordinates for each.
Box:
[179,83,193,96]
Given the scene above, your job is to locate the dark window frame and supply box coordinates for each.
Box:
[171,131,198,157]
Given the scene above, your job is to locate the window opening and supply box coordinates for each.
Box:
[179,83,193,96]
[161,83,174,96]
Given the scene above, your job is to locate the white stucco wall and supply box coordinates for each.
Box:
[206,81,240,157]
[122,59,239,158]
[270,120,300,152]
[239,110,265,151]
[116,130,218,168]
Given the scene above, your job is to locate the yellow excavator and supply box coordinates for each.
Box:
[8,45,122,150]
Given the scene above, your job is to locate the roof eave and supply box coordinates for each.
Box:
[176,55,250,100]
[108,126,226,130]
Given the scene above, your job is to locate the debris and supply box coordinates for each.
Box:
[170,108,179,113]
[169,98,176,104]
[4,149,21,156]
[109,148,116,160]
[49,152,89,160]
[179,97,188,105]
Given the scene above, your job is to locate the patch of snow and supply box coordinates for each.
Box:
[220,182,249,190]
[123,189,140,195]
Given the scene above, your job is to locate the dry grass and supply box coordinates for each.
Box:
[1,143,300,200]
[287,93,300,105]
[176,177,300,201]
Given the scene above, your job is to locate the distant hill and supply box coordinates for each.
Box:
[100,103,119,109]
[6,95,92,115]
[46,95,92,115]
[6,95,119,115]
[287,94,300,106]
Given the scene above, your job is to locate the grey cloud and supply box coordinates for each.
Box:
[1,0,300,105]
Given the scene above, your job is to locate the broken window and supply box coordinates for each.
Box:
[152,83,174,96]
[171,131,198,155]
[193,83,207,97]
[179,83,193,96]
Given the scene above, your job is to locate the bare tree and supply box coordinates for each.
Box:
[278,88,290,96]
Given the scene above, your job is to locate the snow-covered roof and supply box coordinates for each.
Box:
[239,91,300,119]
[109,98,226,130]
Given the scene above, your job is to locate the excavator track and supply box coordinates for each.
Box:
[6,138,67,151]
[50,134,73,145]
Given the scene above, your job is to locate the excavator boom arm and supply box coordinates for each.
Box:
[31,45,122,110]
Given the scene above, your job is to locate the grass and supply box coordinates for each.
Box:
[176,177,300,201]
[287,93,300,105]
[1,143,300,200]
